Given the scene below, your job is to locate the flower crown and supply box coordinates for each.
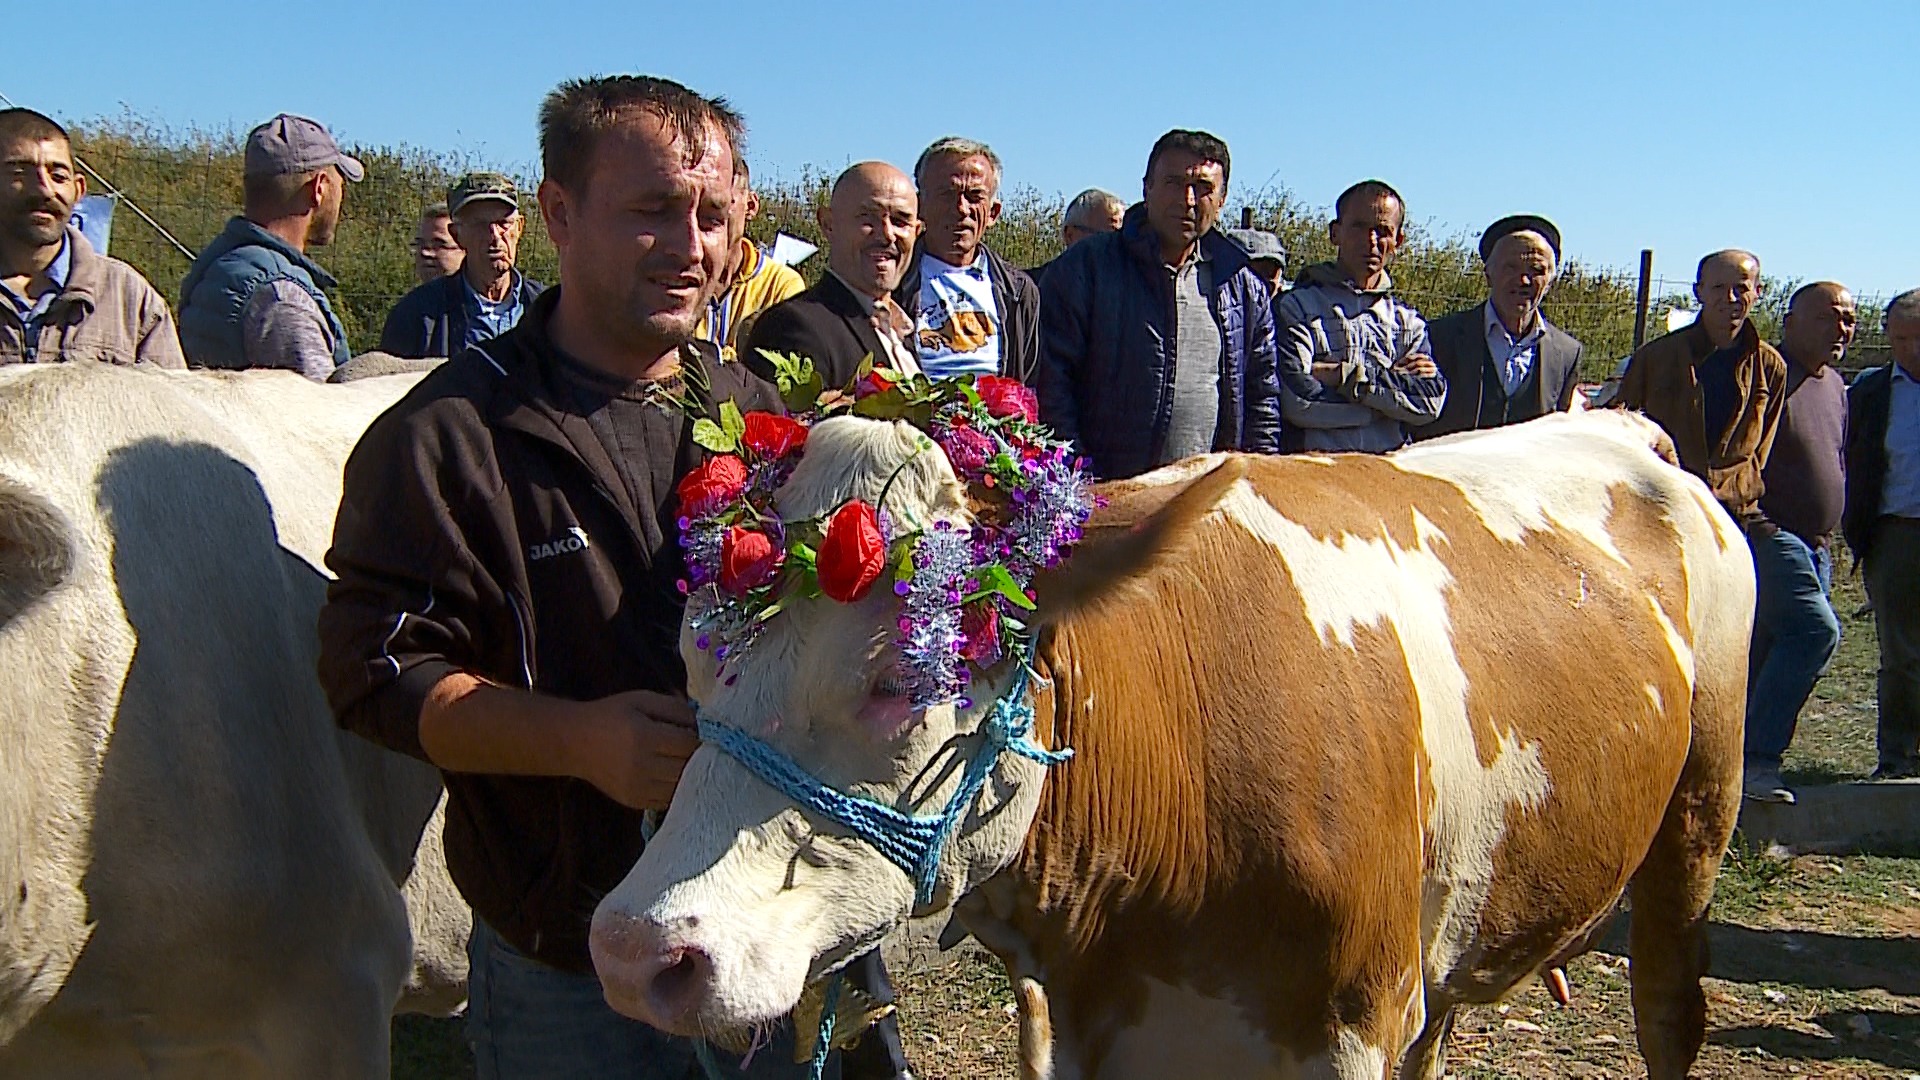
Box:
[675,352,1096,711]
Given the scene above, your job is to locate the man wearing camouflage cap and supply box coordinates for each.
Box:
[178,112,362,380]
[381,171,546,358]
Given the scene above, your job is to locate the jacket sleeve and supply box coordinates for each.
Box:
[317,393,506,762]
[1352,307,1446,425]
[1274,292,1379,430]
[240,281,337,380]
[1036,255,1088,450]
[379,295,419,358]
[1555,337,1585,411]
[136,283,187,370]
[1615,347,1650,411]
[1241,285,1282,452]
[1006,267,1044,385]
[744,301,836,386]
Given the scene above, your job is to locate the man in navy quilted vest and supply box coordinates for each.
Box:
[177,113,361,380]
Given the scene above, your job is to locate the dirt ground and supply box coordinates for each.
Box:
[395,576,1919,1079]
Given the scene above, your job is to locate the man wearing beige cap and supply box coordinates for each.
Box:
[178,112,362,380]
[381,171,546,357]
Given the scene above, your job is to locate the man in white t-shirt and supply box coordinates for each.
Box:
[893,136,1041,382]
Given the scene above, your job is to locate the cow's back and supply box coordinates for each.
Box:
[0,364,462,1075]
[1012,411,1750,1075]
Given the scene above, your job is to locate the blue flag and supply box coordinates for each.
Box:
[69,195,115,255]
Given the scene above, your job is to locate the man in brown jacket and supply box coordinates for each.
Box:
[1617,249,1786,524]
[0,108,184,368]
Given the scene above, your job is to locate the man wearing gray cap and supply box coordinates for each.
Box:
[380,172,546,358]
[178,113,361,380]
[1416,214,1585,440]
[1224,227,1286,298]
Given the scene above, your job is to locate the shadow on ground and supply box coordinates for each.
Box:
[1713,1010,1920,1071]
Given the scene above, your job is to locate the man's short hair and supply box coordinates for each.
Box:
[0,108,70,151]
[1695,249,1760,284]
[1886,288,1920,327]
[914,137,1002,193]
[242,169,321,216]
[1334,180,1403,223]
[538,75,744,193]
[1064,188,1126,229]
[419,202,451,222]
[1144,129,1231,185]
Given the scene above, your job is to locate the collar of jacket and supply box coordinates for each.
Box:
[474,286,723,547]
[1118,202,1253,279]
[214,215,339,288]
[45,226,102,317]
[892,237,1017,305]
[1299,260,1395,297]
[1679,317,1760,365]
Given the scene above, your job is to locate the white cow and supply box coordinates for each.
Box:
[0,362,467,1078]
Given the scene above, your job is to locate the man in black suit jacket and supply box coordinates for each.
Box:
[745,162,921,390]
[1417,215,1585,440]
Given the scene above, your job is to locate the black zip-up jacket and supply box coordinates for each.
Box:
[318,287,777,971]
[892,239,1043,383]
[1844,363,1899,564]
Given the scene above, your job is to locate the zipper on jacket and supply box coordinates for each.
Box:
[504,588,537,690]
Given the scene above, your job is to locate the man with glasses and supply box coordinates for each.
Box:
[380,172,546,358]
[412,203,463,285]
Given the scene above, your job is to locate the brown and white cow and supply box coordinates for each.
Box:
[591,409,1750,1079]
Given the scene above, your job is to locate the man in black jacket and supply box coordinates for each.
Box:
[891,137,1042,382]
[379,172,546,357]
[745,161,922,389]
[1417,215,1584,440]
[318,75,833,1079]
[1844,288,1920,779]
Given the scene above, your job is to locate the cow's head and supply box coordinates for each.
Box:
[590,417,1244,1038]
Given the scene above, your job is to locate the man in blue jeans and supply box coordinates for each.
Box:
[1745,281,1857,803]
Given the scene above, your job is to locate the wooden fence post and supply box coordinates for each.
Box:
[1241,207,1253,230]
[1632,249,1654,350]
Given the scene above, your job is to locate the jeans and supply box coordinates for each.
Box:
[466,920,838,1080]
[1745,529,1841,768]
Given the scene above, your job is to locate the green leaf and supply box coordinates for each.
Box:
[720,400,746,440]
[692,418,736,453]
[963,564,1037,610]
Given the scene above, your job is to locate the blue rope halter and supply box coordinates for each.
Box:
[696,665,1071,907]
[689,665,1072,1079]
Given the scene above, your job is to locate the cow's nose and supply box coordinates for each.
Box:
[590,910,714,1029]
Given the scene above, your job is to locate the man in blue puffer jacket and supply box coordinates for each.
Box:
[1036,129,1281,480]
[178,114,360,380]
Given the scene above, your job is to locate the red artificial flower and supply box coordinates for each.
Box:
[855,369,896,399]
[936,421,994,474]
[974,375,1038,423]
[817,500,887,602]
[960,602,1002,663]
[740,412,808,460]
[719,526,783,595]
[676,454,749,518]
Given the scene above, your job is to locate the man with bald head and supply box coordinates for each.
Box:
[745,161,922,389]
[1617,251,1791,798]
[1418,215,1586,439]
[1736,281,1856,801]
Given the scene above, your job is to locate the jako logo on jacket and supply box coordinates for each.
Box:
[528,526,590,562]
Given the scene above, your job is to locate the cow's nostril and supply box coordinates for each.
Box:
[646,944,713,1018]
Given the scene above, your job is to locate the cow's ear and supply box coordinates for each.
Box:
[1028,456,1248,625]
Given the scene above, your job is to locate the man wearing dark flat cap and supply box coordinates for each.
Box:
[1414,214,1585,439]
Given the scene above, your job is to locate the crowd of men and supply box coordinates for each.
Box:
[3,79,1920,1077]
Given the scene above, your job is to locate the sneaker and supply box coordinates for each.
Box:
[1743,767,1796,804]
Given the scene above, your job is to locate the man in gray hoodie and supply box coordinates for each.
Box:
[1274,180,1445,451]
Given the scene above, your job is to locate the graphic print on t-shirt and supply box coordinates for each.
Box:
[913,253,1001,378]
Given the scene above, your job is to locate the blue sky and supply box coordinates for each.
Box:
[11,0,1915,296]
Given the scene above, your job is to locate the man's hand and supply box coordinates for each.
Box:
[419,675,701,811]
[569,691,700,811]
[1311,361,1346,388]
[1395,353,1439,379]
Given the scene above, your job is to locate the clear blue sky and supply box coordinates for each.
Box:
[11,0,1915,296]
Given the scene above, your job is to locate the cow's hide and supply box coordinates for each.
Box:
[0,363,467,1078]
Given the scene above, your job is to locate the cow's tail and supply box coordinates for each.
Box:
[1624,533,1747,1080]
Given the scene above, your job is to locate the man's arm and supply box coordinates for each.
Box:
[1241,286,1283,452]
[1035,255,1089,448]
[239,280,338,380]
[135,280,187,369]
[1274,295,1377,430]
[1352,307,1446,425]
[317,400,695,809]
